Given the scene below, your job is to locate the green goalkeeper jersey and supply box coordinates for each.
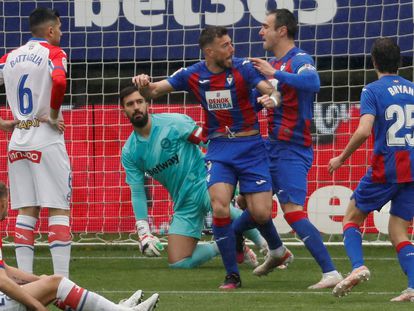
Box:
[121,113,206,220]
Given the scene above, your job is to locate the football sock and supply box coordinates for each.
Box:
[230,206,267,248]
[396,241,414,288]
[49,215,71,278]
[15,215,37,274]
[285,211,335,273]
[342,223,364,270]
[169,243,219,269]
[56,277,127,311]
[212,216,239,276]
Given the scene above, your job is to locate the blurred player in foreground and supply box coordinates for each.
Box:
[249,9,341,288]
[120,85,268,269]
[329,37,414,302]
[0,7,71,277]
[0,182,159,311]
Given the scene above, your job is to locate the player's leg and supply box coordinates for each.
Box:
[22,275,155,310]
[35,144,72,278]
[209,181,240,289]
[230,203,268,254]
[168,189,219,268]
[8,152,39,274]
[388,184,414,302]
[333,177,396,297]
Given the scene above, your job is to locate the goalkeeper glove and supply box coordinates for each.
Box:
[136,220,164,257]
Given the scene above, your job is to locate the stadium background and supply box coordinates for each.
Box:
[0,0,413,242]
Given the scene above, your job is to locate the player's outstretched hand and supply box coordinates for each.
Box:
[328,156,344,174]
[0,117,19,132]
[257,93,281,108]
[139,234,164,257]
[250,57,277,77]
[132,74,151,89]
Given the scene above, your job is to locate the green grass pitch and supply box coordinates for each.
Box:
[2,244,413,310]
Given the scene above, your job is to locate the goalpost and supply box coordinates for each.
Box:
[0,1,413,245]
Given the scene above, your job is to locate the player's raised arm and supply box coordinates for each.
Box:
[132,74,174,100]
[328,113,374,174]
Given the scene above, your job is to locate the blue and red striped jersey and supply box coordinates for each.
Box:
[361,75,414,184]
[267,47,319,147]
[167,58,265,138]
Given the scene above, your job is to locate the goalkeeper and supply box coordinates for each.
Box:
[120,85,267,268]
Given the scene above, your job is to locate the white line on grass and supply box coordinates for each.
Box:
[22,256,398,261]
[96,290,400,296]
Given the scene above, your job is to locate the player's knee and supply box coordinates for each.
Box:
[251,210,271,224]
[44,274,64,287]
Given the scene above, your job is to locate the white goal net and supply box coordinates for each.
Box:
[0,0,413,244]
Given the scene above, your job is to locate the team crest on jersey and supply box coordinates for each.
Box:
[280,63,286,71]
[205,90,233,111]
[226,74,233,85]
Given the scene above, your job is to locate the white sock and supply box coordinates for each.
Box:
[268,245,286,257]
[56,278,129,311]
[323,270,341,278]
[49,216,71,278]
[15,215,37,274]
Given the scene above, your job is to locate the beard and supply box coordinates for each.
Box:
[129,111,149,128]
[216,57,232,70]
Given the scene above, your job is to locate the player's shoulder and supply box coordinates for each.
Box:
[122,131,137,154]
[39,42,67,59]
[292,48,314,63]
[232,57,253,68]
[153,113,194,125]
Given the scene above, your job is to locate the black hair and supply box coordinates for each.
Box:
[267,9,297,39]
[29,7,60,35]
[120,85,141,106]
[371,37,401,74]
[199,26,228,49]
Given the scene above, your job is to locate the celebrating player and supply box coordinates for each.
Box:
[0,182,159,311]
[120,85,267,269]
[329,37,414,302]
[249,9,342,288]
[133,26,291,289]
[0,8,72,277]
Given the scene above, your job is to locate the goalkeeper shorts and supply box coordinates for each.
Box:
[169,187,211,240]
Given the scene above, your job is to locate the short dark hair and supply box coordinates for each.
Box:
[371,37,401,74]
[199,26,228,49]
[120,85,140,106]
[29,7,60,35]
[0,182,7,198]
[267,9,297,40]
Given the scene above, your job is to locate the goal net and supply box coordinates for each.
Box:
[0,0,413,245]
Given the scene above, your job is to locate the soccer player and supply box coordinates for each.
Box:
[133,26,292,289]
[329,37,414,302]
[120,85,267,269]
[249,9,342,288]
[0,182,159,311]
[0,8,72,277]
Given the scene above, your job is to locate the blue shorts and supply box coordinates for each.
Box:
[205,135,272,193]
[352,171,414,221]
[266,139,313,206]
[169,180,211,239]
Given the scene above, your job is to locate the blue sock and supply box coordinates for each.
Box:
[232,208,282,250]
[285,211,335,273]
[212,217,239,276]
[396,241,414,288]
[342,223,364,270]
[169,243,219,269]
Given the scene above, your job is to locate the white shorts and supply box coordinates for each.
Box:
[8,143,72,210]
[0,293,26,311]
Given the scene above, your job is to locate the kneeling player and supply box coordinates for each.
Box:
[120,86,268,268]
